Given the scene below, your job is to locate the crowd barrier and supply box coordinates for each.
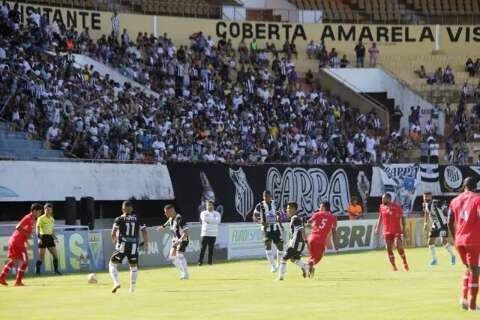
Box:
[0,218,428,275]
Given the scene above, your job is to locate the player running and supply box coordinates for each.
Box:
[109,200,149,293]
[277,202,309,280]
[0,203,43,286]
[253,190,284,273]
[448,177,480,311]
[422,192,456,266]
[375,193,409,271]
[306,201,338,279]
[158,204,190,280]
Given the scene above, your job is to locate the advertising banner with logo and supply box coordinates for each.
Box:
[228,220,380,260]
[167,162,373,222]
[0,226,102,274]
[101,225,227,268]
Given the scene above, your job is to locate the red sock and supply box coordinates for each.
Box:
[398,248,408,266]
[469,274,479,310]
[387,248,396,268]
[15,262,27,284]
[463,271,471,301]
[0,260,15,279]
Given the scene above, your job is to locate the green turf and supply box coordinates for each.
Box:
[0,248,478,320]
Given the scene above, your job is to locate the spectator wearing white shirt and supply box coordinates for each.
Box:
[198,200,221,266]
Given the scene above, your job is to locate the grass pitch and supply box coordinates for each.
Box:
[0,248,477,320]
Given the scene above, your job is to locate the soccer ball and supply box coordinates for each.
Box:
[87,273,98,284]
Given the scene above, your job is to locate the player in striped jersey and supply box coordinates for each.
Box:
[423,192,456,266]
[277,202,308,280]
[253,190,284,273]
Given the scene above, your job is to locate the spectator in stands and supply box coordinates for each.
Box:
[354,41,365,68]
[392,105,403,132]
[368,42,379,67]
[461,81,470,98]
[443,65,455,84]
[306,40,317,59]
[414,65,427,78]
[347,197,363,220]
[305,69,313,85]
[434,67,443,84]
[466,58,476,77]
[111,11,120,38]
[340,55,349,68]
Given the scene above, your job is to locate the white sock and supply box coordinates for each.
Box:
[265,250,275,268]
[278,261,287,278]
[294,259,306,270]
[169,254,182,271]
[444,243,455,257]
[177,254,189,277]
[277,251,285,268]
[109,262,120,287]
[129,266,138,292]
[429,245,437,260]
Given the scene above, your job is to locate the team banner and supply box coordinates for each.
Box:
[439,165,480,194]
[0,226,103,274]
[167,163,373,222]
[370,163,442,216]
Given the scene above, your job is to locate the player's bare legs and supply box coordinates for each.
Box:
[14,256,28,286]
[395,238,409,271]
[265,240,277,272]
[385,239,397,271]
[0,257,17,286]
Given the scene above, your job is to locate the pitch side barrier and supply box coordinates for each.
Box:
[0,219,426,274]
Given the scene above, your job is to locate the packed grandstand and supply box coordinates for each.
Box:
[0,0,478,165]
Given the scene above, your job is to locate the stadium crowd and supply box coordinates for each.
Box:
[0,3,407,164]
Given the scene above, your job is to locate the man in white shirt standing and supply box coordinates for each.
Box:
[198,200,221,266]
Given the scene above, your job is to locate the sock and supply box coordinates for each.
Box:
[444,243,455,258]
[429,245,437,260]
[53,258,59,272]
[463,270,471,301]
[109,262,120,287]
[278,261,287,278]
[398,248,408,266]
[177,254,188,277]
[15,262,27,283]
[168,254,182,272]
[294,259,306,270]
[387,248,396,269]
[36,260,42,274]
[265,250,275,268]
[469,274,479,310]
[277,251,285,268]
[129,266,138,292]
[1,260,15,278]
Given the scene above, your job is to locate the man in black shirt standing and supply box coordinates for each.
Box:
[354,41,366,68]
[109,201,149,293]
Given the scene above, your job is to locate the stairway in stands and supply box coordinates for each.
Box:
[0,122,64,159]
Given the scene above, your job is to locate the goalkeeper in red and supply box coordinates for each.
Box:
[448,177,480,311]
[375,193,409,271]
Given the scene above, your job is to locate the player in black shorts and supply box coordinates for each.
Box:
[423,192,456,266]
[158,204,190,280]
[253,190,284,273]
[277,202,308,280]
[109,200,149,293]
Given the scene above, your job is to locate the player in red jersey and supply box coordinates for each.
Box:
[375,193,409,271]
[306,201,337,278]
[0,203,43,286]
[448,177,480,311]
